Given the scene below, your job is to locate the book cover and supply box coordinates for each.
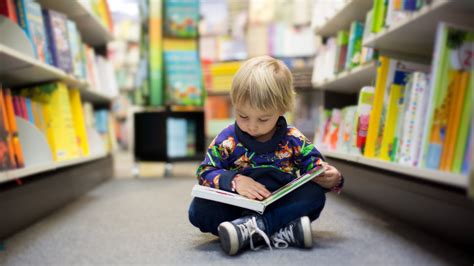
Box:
[67,20,85,79]
[164,49,202,106]
[42,9,73,73]
[191,165,325,214]
[14,0,31,39]
[164,0,199,38]
[371,0,386,33]
[149,0,164,106]
[24,97,35,124]
[335,30,349,74]
[420,23,474,170]
[25,0,48,63]
[0,0,18,23]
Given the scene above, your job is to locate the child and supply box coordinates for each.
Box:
[188,56,343,255]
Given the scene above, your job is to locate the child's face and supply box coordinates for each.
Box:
[235,103,283,140]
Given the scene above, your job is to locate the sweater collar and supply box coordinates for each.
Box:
[235,116,287,154]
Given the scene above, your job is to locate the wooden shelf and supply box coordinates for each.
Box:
[321,149,468,189]
[0,153,108,183]
[37,0,114,47]
[315,0,373,37]
[312,61,376,93]
[363,0,474,57]
[0,44,114,104]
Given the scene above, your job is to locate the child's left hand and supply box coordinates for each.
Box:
[312,163,342,189]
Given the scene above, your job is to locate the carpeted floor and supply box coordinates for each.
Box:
[0,173,471,265]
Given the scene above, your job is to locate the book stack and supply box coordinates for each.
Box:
[371,0,426,33]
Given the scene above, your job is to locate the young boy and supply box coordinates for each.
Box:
[188,56,343,255]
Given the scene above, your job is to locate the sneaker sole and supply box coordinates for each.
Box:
[218,222,239,255]
[301,216,313,248]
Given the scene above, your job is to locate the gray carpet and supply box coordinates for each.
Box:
[0,176,471,265]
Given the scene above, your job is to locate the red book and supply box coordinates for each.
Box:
[0,0,18,23]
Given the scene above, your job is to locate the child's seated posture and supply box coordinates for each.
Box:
[188,56,343,255]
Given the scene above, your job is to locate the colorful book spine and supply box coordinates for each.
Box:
[345,21,364,70]
[3,88,24,168]
[452,70,473,173]
[149,0,164,106]
[379,84,404,161]
[440,72,469,171]
[398,72,429,166]
[365,56,390,158]
[335,30,349,74]
[355,86,374,154]
[0,87,15,169]
[371,0,386,33]
[69,88,89,156]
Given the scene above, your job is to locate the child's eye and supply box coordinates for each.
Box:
[239,115,248,119]
[259,119,269,122]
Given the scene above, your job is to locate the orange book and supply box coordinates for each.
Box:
[440,71,469,171]
[3,88,25,168]
[0,87,15,169]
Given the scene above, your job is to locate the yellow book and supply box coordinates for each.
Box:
[364,56,391,158]
[379,84,403,161]
[69,88,90,156]
[38,83,80,161]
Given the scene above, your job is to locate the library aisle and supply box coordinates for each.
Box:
[0,155,472,265]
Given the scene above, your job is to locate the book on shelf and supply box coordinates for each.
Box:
[164,0,199,38]
[42,9,73,73]
[2,88,24,168]
[345,21,364,70]
[421,22,474,172]
[191,165,326,214]
[0,0,18,23]
[0,86,15,170]
[355,86,374,154]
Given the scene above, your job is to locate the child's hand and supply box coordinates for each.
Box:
[312,163,342,189]
[233,174,271,200]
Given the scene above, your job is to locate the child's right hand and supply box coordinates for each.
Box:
[233,174,271,200]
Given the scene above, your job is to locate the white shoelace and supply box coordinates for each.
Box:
[271,224,295,249]
[236,217,273,251]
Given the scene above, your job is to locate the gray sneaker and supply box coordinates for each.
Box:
[218,215,272,255]
[271,216,313,249]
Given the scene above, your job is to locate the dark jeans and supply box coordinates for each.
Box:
[188,169,326,236]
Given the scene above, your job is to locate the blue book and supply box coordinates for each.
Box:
[14,0,34,50]
[345,21,364,70]
[164,50,202,106]
[42,9,73,73]
[24,97,34,124]
[25,0,49,63]
[164,0,199,38]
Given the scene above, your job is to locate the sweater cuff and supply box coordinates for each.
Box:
[218,170,238,192]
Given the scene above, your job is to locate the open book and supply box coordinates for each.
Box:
[191,166,325,214]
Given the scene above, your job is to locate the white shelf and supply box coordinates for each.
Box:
[0,44,114,104]
[1,153,108,183]
[321,149,468,189]
[315,0,373,37]
[363,0,474,57]
[37,0,114,47]
[312,61,376,93]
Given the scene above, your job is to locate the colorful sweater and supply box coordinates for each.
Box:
[197,116,343,193]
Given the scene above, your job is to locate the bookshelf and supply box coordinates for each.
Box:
[312,61,376,93]
[36,0,114,46]
[321,149,468,188]
[0,0,116,239]
[311,0,474,248]
[314,0,373,37]
[363,0,474,57]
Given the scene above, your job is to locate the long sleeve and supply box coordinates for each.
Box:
[291,127,344,193]
[196,134,238,192]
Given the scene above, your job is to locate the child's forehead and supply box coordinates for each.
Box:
[235,105,275,117]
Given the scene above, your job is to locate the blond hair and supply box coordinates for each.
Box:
[230,56,295,113]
